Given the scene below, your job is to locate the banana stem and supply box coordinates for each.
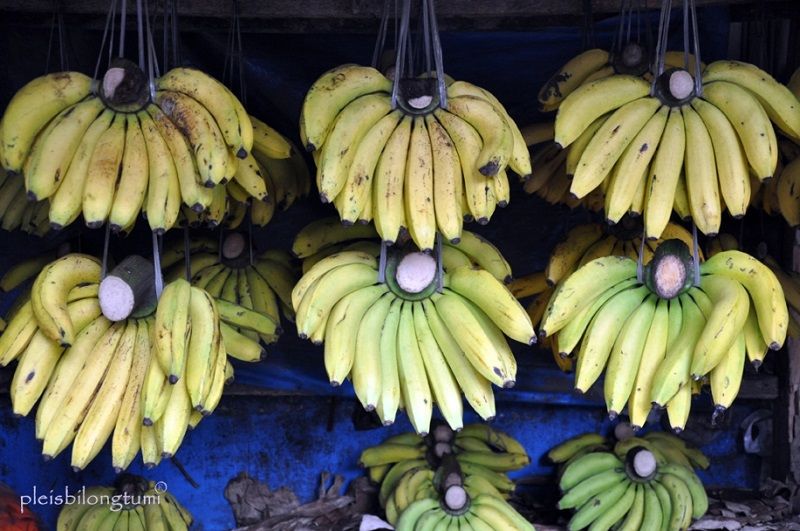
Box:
[99,255,157,320]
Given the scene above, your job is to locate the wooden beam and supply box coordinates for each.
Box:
[0,0,790,33]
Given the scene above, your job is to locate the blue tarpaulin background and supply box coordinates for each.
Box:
[0,5,775,529]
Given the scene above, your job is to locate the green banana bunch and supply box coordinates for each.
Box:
[557,444,708,530]
[360,424,533,530]
[56,476,192,531]
[539,237,787,430]
[292,219,532,434]
[548,430,710,472]
[300,64,531,249]
[161,233,298,358]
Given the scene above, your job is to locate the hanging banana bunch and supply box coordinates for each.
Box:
[538,238,787,431]
[510,219,701,373]
[291,217,532,435]
[0,252,253,471]
[362,423,533,530]
[0,59,307,235]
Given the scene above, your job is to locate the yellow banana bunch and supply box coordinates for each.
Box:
[538,48,704,112]
[539,238,786,431]
[361,424,533,530]
[292,219,530,435]
[299,65,531,249]
[1,64,305,235]
[56,477,192,530]
[553,60,799,238]
[0,252,237,470]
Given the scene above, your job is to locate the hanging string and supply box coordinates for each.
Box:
[248,217,255,267]
[427,0,447,108]
[435,233,444,293]
[153,233,164,297]
[93,0,118,80]
[688,0,703,96]
[636,227,646,284]
[101,223,112,280]
[378,240,388,284]
[691,223,701,286]
[371,0,392,68]
[119,0,127,58]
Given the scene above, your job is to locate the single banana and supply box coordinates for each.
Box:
[644,108,686,239]
[300,64,391,152]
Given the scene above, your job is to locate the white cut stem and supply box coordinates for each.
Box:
[99,276,135,321]
[633,449,657,478]
[102,67,127,101]
[396,252,436,293]
[444,485,468,512]
[669,70,694,100]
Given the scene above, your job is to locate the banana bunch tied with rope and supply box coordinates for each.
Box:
[292,218,533,435]
[360,423,533,530]
[0,167,51,236]
[0,253,235,471]
[540,238,788,431]
[508,219,700,372]
[159,231,297,358]
[547,426,710,474]
[56,475,192,531]
[538,48,704,112]
[299,64,531,251]
[0,62,302,234]
[551,436,708,530]
[707,232,800,341]
[526,49,704,211]
[553,59,800,238]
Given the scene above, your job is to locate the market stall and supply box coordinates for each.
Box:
[0,0,798,529]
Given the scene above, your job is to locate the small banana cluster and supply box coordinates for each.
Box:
[160,234,297,360]
[523,132,605,213]
[540,241,788,430]
[555,61,800,237]
[551,435,708,530]
[0,169,51,235]
[548,430,710,472]
[510,220,699,372]
[362,423,533,530]
[538,49,703,112]
[292,219,533,435]
[0,254,251,470]
[57,477,191,530]
[299,64,531,250]
[0,65,304,235]
[750,139,800,227]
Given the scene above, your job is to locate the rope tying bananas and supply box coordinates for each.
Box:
[56,475,192,530]
[0,64,307,236]
[291,218,532,435]
[361,423,533,530]
[539,239,787,430]
[0,253,257,471]
[299,64,531,250]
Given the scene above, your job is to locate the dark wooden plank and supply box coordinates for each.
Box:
[0,0,789,33]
